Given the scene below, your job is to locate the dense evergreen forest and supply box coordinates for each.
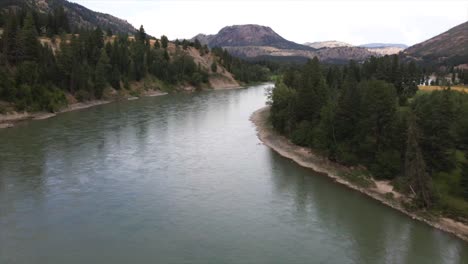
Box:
[270,55,468,219]
[0,7,271,113]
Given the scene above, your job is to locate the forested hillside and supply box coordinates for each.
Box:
[269,55,468,219]
[0,7,271,113]
[0,0,136,35]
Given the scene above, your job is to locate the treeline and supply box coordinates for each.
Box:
[270,55,468,218]
[0,5,70,37]
[0,7,219,112]
[211,47,271,83]
[429,67,468,86]
[0,5,275,113]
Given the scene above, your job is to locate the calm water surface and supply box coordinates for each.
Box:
[1,84,468,263]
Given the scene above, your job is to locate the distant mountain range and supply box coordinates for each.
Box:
[359,43,408,49]
[303,41,353,49]
[304,41,407,56]
[3,0,465,67]
[192,25,378,63]
[0,0,136,34]
[192,25,424,63]
[193,21,468,67]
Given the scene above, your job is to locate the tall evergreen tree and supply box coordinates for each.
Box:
[95,49,111,98]
[404,113,434,208]
[18,12,40,62]
[136,25,146,43]
[154,39,160,49]
[161,35,168,49]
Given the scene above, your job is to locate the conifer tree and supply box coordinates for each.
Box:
[211,62,217,73]
[18,12,40,62]
[154,39,160,49]
[460,162,468,200]
[161,35,168,49]
[136,25,146,43]
[405,113,434,208]
[95,49,111,98]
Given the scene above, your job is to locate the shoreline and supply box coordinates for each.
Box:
[0,81,262,129]
[0,100,112,128]
[251,106,468,243]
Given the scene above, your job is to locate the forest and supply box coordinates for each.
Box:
[269,55,468,219]
[0,7,271,113]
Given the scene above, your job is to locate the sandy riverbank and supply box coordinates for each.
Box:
[251,106,468,243]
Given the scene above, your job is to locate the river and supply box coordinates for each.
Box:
[1,84,467,263]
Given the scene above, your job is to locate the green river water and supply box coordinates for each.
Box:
[1,84,467,263]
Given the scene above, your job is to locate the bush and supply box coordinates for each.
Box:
[438,194,468,220]
[291,121,314,147]
[76,89,92,102]
[371,149,401,179]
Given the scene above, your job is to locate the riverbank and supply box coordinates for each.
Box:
[0,90,168,128]
[0,100,113,128]
[251,106,468,243]
[0,82,251,129]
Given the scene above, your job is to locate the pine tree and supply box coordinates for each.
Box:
[136,25,146,43]
[194,39,201,50]
[18,12,40,62]
[3,11,19,64]
[163,49,170,61]
[405,113,433,208]
[154,39,160,49]
[295,57,328,124]
[161,35,168,49]
[211,62,217,73]
[110,67,121,90]
[0,10,5,28]
[460,162,468,200]
[334,74,360,141]
[95,49,111,98]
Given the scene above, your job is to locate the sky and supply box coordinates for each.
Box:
[73,0,468,46]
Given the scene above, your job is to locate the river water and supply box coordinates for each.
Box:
[1,84,467,263]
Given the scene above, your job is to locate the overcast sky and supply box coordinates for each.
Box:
[73,0,467,46]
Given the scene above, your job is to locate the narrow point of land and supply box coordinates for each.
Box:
[251,106,468,243]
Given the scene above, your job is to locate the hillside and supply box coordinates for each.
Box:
[303,40,353,49]
[303,41,405,56]
[197,24,313,51]
[404,21,468,66]
[1,2,274,121]
[0,0,136,34]
[359,43,408,49]
[192,25,378,63]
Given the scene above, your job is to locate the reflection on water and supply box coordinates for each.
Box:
[1,84,467,263]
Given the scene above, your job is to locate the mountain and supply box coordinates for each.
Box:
[0,0,136,34]
[192,25,377,63]
[304,41,353,49]
[359,43,408,49]
[404,21,468,66]
[200,24,313,51]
